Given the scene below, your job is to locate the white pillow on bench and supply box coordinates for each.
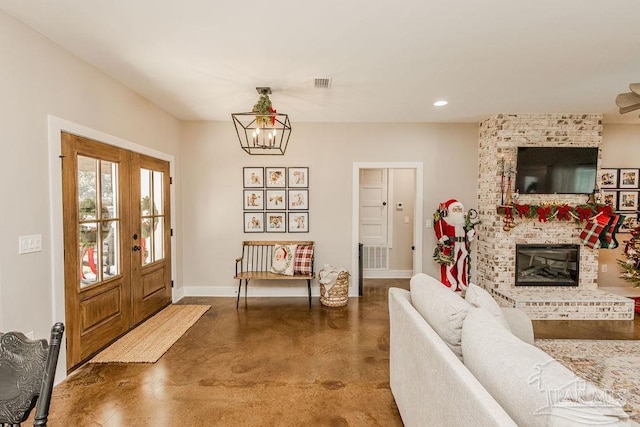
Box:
[270,244,297,276]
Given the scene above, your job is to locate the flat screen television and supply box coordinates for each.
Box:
[515,147,598,194]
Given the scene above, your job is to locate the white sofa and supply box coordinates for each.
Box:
[389,273,633,427]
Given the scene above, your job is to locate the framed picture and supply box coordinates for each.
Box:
[244,212,264,233]
[266,212,286,232]
[618,213,640,233]
[288,167,309,188]
[599,169,618,189]
[288,212,309,233]
[265,167,286,188]
[618,191,638,211]
[288,189,309,210]
[601,191,618,210]
[243,167,264,188]
[266,190,286,210]
[620,169,639,189]
[243,189,264,210]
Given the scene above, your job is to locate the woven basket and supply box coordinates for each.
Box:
[320,271,350,307]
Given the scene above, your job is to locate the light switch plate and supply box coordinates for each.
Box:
[19,234,42,254]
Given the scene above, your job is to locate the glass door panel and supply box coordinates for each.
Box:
[140,168,165,266]
[153,217,164,262]
[77,155,121,288]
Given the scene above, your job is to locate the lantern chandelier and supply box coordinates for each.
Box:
[232,87,292,155]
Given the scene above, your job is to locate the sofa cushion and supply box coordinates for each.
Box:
[462,307,629,427]
[409,273,470,360]
[465,283,511,331]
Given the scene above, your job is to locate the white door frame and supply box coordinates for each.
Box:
[352,162,423,295]
[47,115,177,383]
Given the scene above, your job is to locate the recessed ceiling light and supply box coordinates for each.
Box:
[433,100,448,107]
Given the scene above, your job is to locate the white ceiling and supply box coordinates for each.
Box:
[2,1,640,123]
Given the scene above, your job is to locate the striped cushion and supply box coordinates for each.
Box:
[294,245,314,275]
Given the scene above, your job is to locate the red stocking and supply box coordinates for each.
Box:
[580,214,610,249]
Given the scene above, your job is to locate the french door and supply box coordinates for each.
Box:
[62,133,172,370]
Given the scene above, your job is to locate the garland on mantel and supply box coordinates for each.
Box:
[499,202,623,250]
[507,203,613,223]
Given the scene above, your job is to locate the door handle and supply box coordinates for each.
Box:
[382,202,387,206]
[133,245,141,252]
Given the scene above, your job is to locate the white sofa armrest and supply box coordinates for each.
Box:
[500,308,534,345]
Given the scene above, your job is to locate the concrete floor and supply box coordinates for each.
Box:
[41,279,408,426]
[38,279,640,426]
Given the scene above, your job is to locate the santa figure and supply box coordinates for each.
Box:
[433,199,477,291]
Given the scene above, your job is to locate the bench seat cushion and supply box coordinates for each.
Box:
[235,271,313,280]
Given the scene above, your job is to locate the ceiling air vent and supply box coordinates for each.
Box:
[314,78,332,89]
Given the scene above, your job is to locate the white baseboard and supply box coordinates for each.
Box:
[179,284,359,298]
[363,269,413,279]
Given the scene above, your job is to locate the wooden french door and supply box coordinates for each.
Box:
[130,153,172,324]
[62,133,172,370]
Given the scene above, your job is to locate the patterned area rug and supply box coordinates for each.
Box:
[91,304,210,363]
[536,339,640,423]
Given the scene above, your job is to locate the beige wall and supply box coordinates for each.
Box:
[389,169,415,272]
[599,124,640,288]
[0,10,181,341]
[180,121,479,295]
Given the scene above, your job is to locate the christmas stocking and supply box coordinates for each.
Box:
[580,213,610,249]
[599,214,623,249]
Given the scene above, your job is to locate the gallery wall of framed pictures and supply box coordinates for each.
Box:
[599,168,640,232]
[242,167,309,233]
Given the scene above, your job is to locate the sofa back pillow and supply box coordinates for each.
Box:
[465,283,511,331]
[270,244,297,276]
[409,273,470,360]
[462,308,629,427]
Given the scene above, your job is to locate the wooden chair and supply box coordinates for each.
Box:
[0,322,65,427]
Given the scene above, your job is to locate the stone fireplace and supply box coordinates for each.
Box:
[475,114,633,320]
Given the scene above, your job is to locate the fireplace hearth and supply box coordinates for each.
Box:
[515,244,579,287]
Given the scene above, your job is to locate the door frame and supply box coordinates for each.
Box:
[352,162,423,296]
[47,115,177,383]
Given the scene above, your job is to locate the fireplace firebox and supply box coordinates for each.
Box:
[515,244,579,287]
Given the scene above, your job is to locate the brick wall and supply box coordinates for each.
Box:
[476,114,603,290]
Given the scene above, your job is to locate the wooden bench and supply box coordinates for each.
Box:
[234,241,315,308]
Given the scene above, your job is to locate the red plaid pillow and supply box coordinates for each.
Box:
[294,245,314,275]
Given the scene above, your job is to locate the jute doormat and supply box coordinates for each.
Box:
[90,304,210,363]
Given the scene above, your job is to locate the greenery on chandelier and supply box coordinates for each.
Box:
[618,227,640,287]
[253,93,273,127]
